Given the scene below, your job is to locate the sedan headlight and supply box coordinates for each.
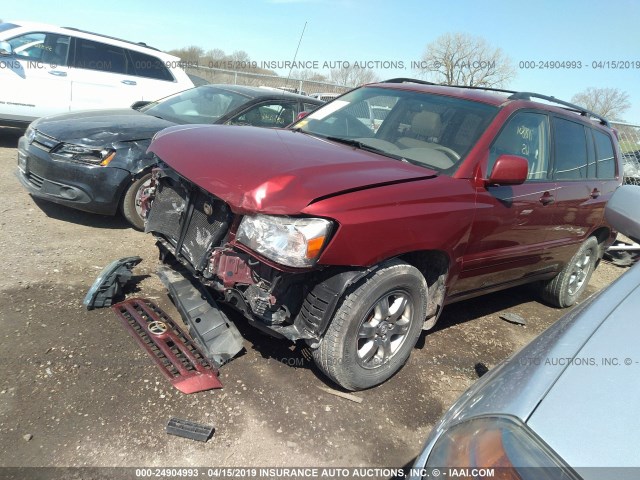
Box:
[425,416,574,478]
[54,144,116,166]
[236,215,333,268]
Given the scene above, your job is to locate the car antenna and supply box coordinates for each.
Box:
[283,21,307,96]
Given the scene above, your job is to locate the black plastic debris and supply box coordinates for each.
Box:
[499,312,527,326]
[166,417,215,442]
[474,362,489,378]
[604,249,639,267]
[83,257,142,310]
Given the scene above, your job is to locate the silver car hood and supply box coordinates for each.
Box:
[528,269,640,473]
[416,263,640,474]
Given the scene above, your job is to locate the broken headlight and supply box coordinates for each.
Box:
[54,144,116,166]
[236,215,332,268]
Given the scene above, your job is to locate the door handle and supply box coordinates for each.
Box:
[121,80,137,85]
[590,188,601,199]
[48,70,67,77]
[539,192,555,205]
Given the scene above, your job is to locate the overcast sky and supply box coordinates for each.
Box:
[5,0,640,121]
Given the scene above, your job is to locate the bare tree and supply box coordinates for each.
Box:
[571,87,631,120]
[291,69,329,82]
[167,45,204,64]
[205,48,226,61]
[330,66,378,87]
[418,33,515,87]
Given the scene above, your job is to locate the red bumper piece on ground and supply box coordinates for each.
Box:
[112,298,223,393]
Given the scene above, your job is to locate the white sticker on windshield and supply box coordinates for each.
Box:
[307,100,350,120]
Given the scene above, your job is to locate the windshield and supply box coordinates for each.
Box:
[294,86,498,173]
[141,86,250,124]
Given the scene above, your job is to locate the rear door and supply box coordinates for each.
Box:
[69,37,144,110]
[547,118,619,263]
[453,111,559,296]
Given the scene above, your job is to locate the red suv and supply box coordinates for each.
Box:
[143,78,622,390]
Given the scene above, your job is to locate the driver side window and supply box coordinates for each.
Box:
[8,32,70,66]
[228,102,297,127]
[488,112,550,180]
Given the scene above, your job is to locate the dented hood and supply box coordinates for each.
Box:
[32,109,175,147]
[148,125,436,214]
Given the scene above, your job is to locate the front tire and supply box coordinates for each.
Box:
[313,260,427,391]
[540,236,599,308]
[121,172,152,231]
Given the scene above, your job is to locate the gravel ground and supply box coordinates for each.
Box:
[0,128,627,475]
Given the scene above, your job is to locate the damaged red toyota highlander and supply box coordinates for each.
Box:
[139,78,622,390]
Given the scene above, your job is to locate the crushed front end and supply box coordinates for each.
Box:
[142,164,358,355]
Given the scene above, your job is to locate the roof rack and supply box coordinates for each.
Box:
[507,92,609,126]
[62,27,160,51]
[380,78,610,126]
[382,78,441,86]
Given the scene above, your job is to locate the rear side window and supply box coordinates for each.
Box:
[593,130,616,179]
[552,118,588,180]
[73,38,128,74]
[128,50,173,81]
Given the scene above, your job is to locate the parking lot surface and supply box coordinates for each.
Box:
[0,129,623,471]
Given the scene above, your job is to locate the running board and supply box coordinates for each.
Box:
[112,298,223,394]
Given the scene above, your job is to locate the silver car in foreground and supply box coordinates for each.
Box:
[411,185,640,480]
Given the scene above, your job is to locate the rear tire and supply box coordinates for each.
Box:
[121,172,152,231]
[312,260,427,391]
[540,236,599,308]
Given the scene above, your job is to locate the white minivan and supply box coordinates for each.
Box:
[0,21,195,127]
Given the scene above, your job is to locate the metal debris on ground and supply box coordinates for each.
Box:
[166,417,215,442]
[317,386,363,404]
[499,312,527,326]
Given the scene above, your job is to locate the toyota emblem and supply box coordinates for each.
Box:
[147,320,168,336]
[203,202,213,216]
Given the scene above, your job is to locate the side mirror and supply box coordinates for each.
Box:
[295,111,309,122]
[487,154,528,186]
[0,41,13,56]
[605,185,640,243]
[131,100,152,110]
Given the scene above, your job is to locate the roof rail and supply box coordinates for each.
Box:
[62,27,160,51]
[381,78,439,86]
[380,78,610,127]
[382,78,519,95]
[508,92,609,126]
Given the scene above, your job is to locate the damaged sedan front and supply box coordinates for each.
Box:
[17,85,322,229]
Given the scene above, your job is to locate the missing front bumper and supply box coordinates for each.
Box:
[85,257,245,393]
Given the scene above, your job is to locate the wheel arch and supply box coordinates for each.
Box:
[397,250,450,330]
[295,250,450,345]
[590,226,613,258]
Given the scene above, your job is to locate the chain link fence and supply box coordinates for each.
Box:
[611,121,640,186]
[607,121,640,262]
[185,65,351,97]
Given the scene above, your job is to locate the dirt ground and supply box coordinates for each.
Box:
[0,128,626,473]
